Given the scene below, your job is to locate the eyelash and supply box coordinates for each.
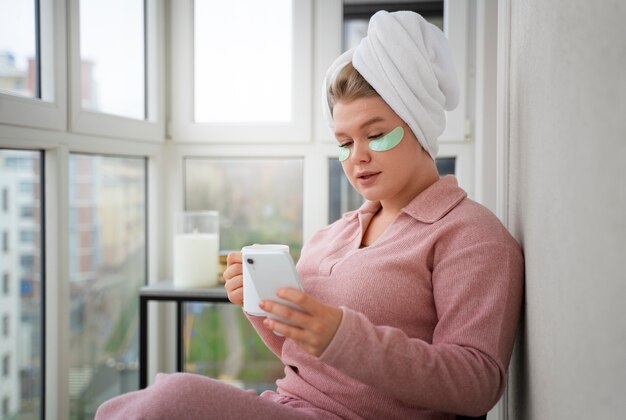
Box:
[338,134,383,148]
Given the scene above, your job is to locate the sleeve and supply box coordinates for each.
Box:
[244,312,286,359]
[318,241,524,417]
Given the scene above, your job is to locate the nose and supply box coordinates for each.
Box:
[349,140,371,163]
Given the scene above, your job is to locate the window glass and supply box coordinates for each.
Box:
[328,158,363,223]
[435,156,456,177]
[182,303,285,392]
[2,231,7,253]
[2,188,8,211]
[20,230,35,244]
[2,273,8,295]
[194,0,292,123]
[343,3,443,51]
[79,0,145,119]
[184,158,303,257]
[0,0,38,98]
[68,154,146,419]
[183,157,303,391]
[2,355,8,377]
[0,149,43,419]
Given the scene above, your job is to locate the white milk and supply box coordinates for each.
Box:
[173,233,219,288]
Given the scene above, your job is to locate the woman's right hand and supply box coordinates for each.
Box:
[223,251,244,307]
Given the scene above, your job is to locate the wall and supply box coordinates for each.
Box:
[505,1,626,418]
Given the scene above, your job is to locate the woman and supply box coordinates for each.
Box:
[96,10,523,420]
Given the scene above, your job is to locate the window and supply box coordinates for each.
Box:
[184,158,304,257]
[195,0,292,123]
[0,0,38,98]
[79,0,145,119]
[182,303,284,392]
[170,0,312,142]
[182,157,303,390]
[20,206,34,218]
[0,0,66,130]
[68,0,163,140]
[20,230,34,244]
[436,157,456,177]
[2,273,8,295]
[4,156,34,170]
[2,188,8,212]
[0,149,43,419]
[19,181,34,194]
[343,2,444,50]
[20,254,34,270]
[2,354,8,377]
[328,158,363,223]
[68,154,147,419]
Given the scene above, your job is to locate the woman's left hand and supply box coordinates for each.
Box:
[259,289,343,357]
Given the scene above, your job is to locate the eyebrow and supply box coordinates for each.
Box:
[334,116,386,138]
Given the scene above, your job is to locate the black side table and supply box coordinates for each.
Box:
[139,281,231,388]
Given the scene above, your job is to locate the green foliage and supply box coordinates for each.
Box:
[185,305,284,384]
[104,294,138,355]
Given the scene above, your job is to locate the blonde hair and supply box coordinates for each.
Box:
[327,62,379,116]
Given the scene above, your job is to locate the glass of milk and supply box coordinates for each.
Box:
[173,211,219,288]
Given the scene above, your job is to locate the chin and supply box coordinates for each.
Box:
[357,188,383,202]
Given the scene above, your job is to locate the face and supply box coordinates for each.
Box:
[333,96,435,207]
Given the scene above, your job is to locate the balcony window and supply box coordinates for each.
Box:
[184,157,303,256]
[0,149,42,419]
[194,0,292,123]
[0,0,38,98]
[79,0,145,119]
[182,156,303,390]
[68,154,147,418]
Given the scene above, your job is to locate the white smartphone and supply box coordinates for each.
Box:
[243,248,304,322]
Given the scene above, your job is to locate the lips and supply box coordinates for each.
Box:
[356,171,381,185]
[357,171,381,179]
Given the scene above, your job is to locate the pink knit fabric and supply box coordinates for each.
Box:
[248,176,524,418]
[95,176,523,419]
[95,372,340,419]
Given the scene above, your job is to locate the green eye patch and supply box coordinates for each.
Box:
[369,126,404,152]
[338,146,350,162]
[337,126,405,162]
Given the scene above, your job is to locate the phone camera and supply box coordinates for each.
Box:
[246,258,254,264]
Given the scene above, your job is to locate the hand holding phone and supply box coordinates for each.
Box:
[241,245,303,321]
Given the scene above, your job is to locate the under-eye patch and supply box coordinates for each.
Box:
[338,146,350,162]
[369,126,404,152]
[337,126,404,162]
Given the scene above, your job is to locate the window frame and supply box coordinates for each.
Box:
[0,0,67,131]
[439,0,469,143]
[67,0,165,142]
[169,0,313,143]
[1,99,163,420]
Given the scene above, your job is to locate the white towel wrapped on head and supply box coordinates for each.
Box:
[322,10,459,160]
